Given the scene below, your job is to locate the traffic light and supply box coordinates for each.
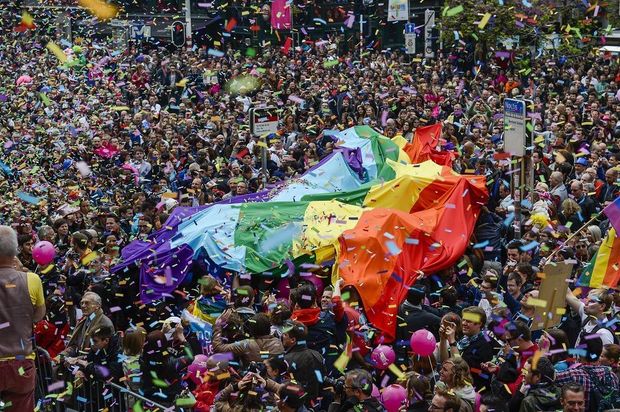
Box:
[171,21,186,48]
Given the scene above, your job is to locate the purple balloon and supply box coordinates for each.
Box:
[370,344,395,370]
[276,277,291,300]
[410,329,437,357]
[371,384,380,399]
[32,241,56,266]
[381,384,407,412]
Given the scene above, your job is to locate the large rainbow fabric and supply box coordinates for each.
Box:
[578,228,620,289]
[113,125,487,340]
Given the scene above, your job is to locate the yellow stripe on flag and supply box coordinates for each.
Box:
[362,160,445,212]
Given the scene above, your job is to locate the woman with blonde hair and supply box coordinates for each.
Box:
[558,198,584,231]
[436,356,476,407]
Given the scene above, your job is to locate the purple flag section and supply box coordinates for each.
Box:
[603,196,620,234]
[139,244,195,304]
[271,0,291,30]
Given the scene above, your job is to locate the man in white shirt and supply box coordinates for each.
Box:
[566,288,615,347]
[496,183,515,216]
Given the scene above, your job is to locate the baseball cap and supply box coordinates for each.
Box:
[575,157,589,166]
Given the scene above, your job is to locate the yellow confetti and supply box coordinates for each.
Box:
[81,251,98,266]
[462,312,482,323]
[526,298,548,308]
[78,0,119,21]
[388,363,406,379]
[478,13,492,29]
[46,42,67,63]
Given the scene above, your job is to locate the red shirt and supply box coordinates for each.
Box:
[506,342,539,395]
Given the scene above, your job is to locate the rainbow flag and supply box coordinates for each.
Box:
[603,196,620,234]
[113,126,485,341]
[578,228,620,289]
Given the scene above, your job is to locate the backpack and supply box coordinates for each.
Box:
[577,316,620,346]
[583,367,620,412]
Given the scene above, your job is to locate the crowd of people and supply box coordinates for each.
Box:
[2,4,620,412]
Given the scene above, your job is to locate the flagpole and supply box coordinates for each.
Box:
[544,212,602,262]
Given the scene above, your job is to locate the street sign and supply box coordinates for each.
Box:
[110,19,129,27]
[405,33,415,55]
[249,107,279,136]
[388,0,409,21]
[503,98,526,157]
[424,10,435,58]
[405,23,415,34]
[131,23,151,40]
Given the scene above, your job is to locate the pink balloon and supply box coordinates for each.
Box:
[16,75,32,86]
[186,362,205,385]
[193,354,209,366]
[381,384,407,412]
[370,344,395,370]
[410,329,437,357]
[32,241,56,266]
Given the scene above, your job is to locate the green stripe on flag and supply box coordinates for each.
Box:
[578,251,597,287]
[234,201,309,273]
[301,181,375,206]
[353,126,400,182]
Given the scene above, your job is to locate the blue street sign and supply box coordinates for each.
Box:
[405,23,415,34]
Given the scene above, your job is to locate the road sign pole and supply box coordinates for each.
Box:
[184,0,192,49]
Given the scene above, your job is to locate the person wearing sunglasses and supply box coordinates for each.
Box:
[428,388,462,412]
[566,288,615,347]
[329,369,384,412]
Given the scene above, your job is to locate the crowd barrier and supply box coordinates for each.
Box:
[34,347,191,411]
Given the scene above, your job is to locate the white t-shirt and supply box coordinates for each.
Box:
[577,301,614,346]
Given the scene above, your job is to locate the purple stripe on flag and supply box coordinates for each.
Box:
[140,244,195,304]
[603,197,620,234]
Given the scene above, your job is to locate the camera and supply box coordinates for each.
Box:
[247,361,266,376]
[324,376,345,397]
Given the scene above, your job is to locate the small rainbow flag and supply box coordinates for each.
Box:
[578,228,620,288]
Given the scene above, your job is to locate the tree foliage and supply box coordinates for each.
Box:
[437,0,614,53]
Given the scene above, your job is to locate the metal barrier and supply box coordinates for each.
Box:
[34,347,193,411]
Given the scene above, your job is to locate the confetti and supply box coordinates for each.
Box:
[46,42,67,63]
[78,0,119,20]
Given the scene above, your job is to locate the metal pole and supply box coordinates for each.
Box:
[513,156,521,240]
[290,0,295,58]
[359,13,363,62]
[184,0,192,49]
[262,136,268,188]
